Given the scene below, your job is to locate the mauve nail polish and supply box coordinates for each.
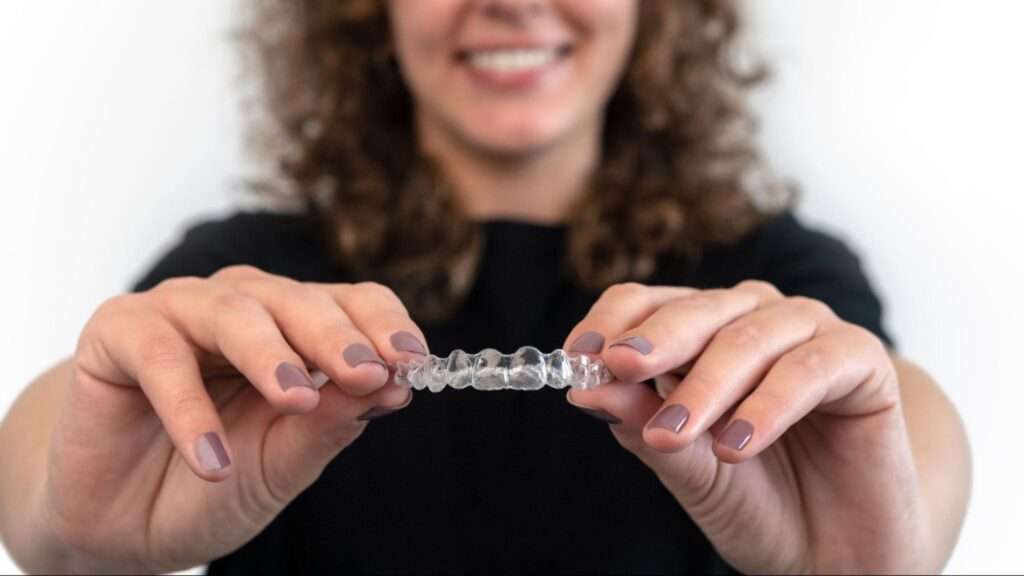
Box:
[276,362,314,391]
[647,404,690,433]
[358,391,413,421]
[343,343,386,368]
[569,331,605,354]
[357,406,402,421]
[575,406,622,425]
[391,331,427,355]
[717,419,754,451]
[310,370,331,389]
[610,335,654,355]
[195,432,231,472]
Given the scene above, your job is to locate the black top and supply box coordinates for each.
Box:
[132,210,893,575]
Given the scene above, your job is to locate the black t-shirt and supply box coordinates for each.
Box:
[132,210,893,575]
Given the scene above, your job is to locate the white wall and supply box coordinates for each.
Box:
[746,2,1024,573]
[0,2,237,574]
[1,1,1020,574]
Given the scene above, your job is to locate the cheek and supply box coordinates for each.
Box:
[559,0,638,98]
[589,0,638,71]
[559,0,638,47]
[388,1,460,90]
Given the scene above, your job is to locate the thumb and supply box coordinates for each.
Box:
[261,375,413,503]
[567,378,722,509]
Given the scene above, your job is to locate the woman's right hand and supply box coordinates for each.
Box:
[45,265,426,573]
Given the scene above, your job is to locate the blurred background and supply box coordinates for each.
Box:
[1,1,1020,573]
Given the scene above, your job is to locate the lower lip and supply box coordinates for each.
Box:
[459,52,568,91]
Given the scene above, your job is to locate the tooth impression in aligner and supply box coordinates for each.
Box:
[391,346,612,392]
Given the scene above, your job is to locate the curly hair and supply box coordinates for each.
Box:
[240,0,791,322]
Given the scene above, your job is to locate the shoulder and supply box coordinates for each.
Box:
[131,209,328,292]
[699,210,869,284]
[693,210,896,347]
[181,210,319,251]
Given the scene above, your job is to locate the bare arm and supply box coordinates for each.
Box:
[893,353,972,572]
[0,359,75,573]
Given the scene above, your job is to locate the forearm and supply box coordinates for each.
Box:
[893,353,972,572]
[0,359,76,574]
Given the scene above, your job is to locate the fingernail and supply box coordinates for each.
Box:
[309,370,331,389]
[717,419,754,451]
[390,331,427,356]
[357,406,401,421]
[358,391,413,421]
[195,432,231,472]
[610,335,654,355]
[276,362,315,391]
[343,343,387,369]
[647,404,690,433]
[574,406,622,425]
[569,331,605,354]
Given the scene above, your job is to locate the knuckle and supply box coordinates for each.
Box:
[302,282,342,306]
[784,346,832,380]
[212,264,264,283]
[736,279,781,297]
[603,281,647,302]
[151,275,204,296]
[137,333,190,368]
[668,293,715,315]
[846,323,890,362]
[748,384,790,415]
[352,281,401,303]
[299,284,351,317]
[302,284,338,308]
[846,323,881,347]
[716,321,764,349]
[787,296,834,319]
[212,291,263,316]
[93,293,143,321]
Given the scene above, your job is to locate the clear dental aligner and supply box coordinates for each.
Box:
[391,346,613,393]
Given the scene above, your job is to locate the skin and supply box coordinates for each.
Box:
[0,0,970,573]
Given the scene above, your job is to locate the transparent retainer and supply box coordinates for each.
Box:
[391,346,613,393]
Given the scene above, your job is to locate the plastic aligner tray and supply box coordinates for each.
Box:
[391,346,613,392]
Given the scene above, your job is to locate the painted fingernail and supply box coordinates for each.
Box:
[647,404,690,433]
[309,370,331,389]
[195,432,231,472]
[569,331,605,354]
[343,343,387,369]
[574,406,622,425]
[610,335,653,355]
[390,331,427,356]
[276,362,315,391]
[357,406,400,421]
[717,419,754,451]
[358,391,413,421]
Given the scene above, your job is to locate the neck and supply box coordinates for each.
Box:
[417,116,600,225]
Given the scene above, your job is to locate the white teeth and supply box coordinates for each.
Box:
[467,48,559,72]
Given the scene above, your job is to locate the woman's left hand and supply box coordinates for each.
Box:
[564,280,929,574]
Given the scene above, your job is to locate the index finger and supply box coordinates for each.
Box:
[562,283,697,358]
[319,281,430,369]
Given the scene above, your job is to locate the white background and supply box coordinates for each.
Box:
[0,1,1020,573]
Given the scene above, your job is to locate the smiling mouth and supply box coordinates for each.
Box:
[456,45,573,73]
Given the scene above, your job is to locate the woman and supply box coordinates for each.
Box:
[0,0,970,573]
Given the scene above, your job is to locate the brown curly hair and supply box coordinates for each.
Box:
[241,0,791,322]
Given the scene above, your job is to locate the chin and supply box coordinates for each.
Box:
[456,110,573,158]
